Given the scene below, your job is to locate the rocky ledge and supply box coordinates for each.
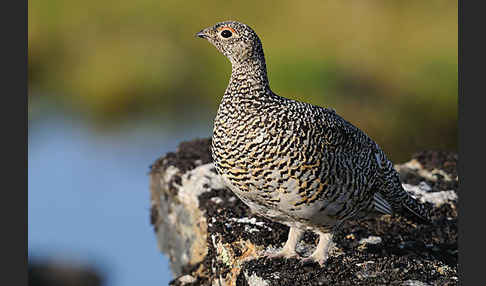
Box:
[149,138,458,286]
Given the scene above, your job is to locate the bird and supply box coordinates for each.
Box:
[195,21,429,266]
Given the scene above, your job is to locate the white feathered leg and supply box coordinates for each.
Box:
[301,232,334,266]
[266,227,303,259]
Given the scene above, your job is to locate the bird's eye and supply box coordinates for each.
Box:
[221,30,233,38]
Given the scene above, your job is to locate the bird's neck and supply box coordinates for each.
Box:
[225,55,271,104]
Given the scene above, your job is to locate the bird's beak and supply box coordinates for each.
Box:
[195,29,208,39]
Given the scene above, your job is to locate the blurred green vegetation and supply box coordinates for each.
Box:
[28,0,457,162]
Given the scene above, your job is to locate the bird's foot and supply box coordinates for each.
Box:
[299,253,328,267]
[264,248,300,260]
[299,232,333,267]
[264,227,304,260]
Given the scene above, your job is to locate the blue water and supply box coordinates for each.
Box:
[28,112,212,286]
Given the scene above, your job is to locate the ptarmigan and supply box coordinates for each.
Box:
[196,21,429,266]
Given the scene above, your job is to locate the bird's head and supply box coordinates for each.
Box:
[196,21,264,65]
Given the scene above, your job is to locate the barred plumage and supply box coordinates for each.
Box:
[196,21,429,265]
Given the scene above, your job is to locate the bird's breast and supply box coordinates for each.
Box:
[212,109,320,196]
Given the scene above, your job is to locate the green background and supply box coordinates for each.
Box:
[29,0,457,162]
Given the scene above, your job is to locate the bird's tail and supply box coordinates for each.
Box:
[400,187,431,223]
[374,150,431,223]
[378,175,431,223]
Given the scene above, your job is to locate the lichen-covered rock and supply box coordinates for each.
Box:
[150,139,458,286]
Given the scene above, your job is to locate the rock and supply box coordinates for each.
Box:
[28,259,104,286]
[150,138,458,286]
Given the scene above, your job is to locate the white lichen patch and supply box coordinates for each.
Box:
[245,226,260,233]
[229,217,273,233]
[230,217,264,226]
[211,197,224,204]
[155,163,227,276]
[177,274,197,284]
[358,236,382,245]
[162,165,180,189]
[177,163,227,209]
[402,182,457,207]
[244,272,270,286]
[395,159,456,182]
